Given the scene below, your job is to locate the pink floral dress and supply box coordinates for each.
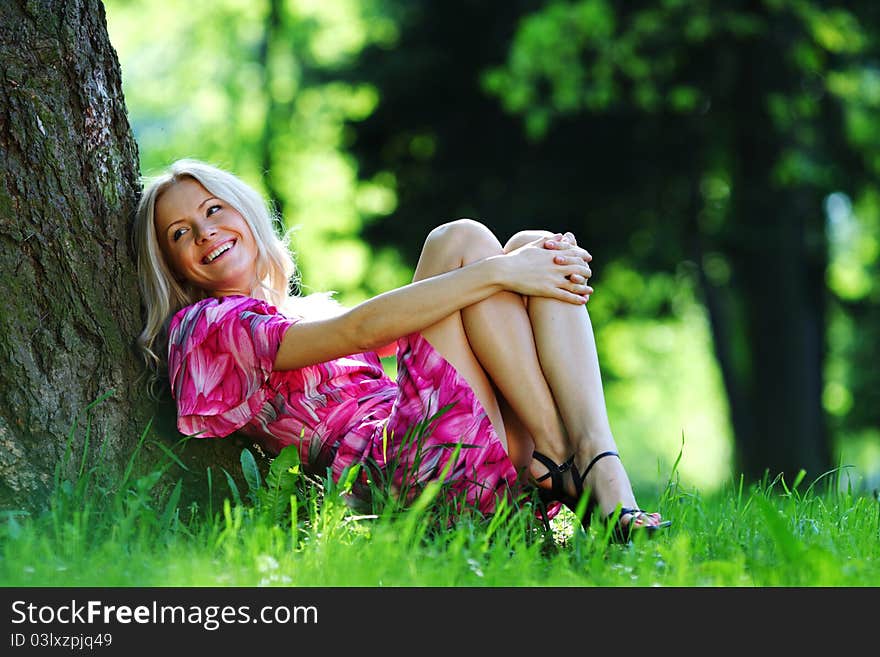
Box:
[167,295,556,517]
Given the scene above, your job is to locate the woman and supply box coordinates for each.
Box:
[133,158,670,542]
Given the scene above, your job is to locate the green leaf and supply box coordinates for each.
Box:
[160,479,182,530]
[135,470,163,494]
[339,463,361,496]
[240,448,262,499]
[221,468,241,507]
[84,389,115,412]
[262,445,302,524]
[148,439,191,472]
[754,496,803,562]
[120,417,153,490]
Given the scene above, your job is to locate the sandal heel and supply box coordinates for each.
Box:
[531,451,577,507]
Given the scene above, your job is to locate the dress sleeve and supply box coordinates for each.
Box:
[167,297,298,438]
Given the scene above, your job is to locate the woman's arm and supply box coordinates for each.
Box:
[273,237,592,370]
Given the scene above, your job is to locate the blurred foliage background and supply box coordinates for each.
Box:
[104,0,880,495]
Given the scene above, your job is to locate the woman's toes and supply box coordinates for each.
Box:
[642,512,662,527]
[631,514,648,527]
[625,511,662,528]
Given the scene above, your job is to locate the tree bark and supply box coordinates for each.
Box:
[0,0,253,512]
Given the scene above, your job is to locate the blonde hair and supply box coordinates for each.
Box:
[133,158,337,395]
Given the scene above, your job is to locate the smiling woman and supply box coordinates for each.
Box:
[134,159,308,381]
[132,158,671,543]
[154,178,260,297]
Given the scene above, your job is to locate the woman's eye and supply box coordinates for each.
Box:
[207,204,221,216]
[172,227,188,241]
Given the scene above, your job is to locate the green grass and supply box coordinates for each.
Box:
[2,431,879,588]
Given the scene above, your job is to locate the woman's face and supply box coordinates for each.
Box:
[154,177,260,298]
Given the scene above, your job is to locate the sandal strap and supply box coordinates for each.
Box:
[567,450,621,514]
[604,506,637,543]
[608,507,644,521]
[531,451,575,499]
[578,450,620,487]
[609,507,667,543]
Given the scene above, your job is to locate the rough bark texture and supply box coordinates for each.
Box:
[0,0,254,513]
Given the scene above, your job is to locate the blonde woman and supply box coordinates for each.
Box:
[133,158,670,542]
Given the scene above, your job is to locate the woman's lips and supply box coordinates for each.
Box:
[202,239,236,264]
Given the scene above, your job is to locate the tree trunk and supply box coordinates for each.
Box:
[0,0,253,513]
[720,15,831,484]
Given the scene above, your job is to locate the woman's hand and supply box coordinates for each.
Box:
[497,236,593,304]
[543,231,592,287]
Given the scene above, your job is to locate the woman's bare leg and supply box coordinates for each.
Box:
[503,230,663,529]
[411,219,573,483]
[412,220,664,531]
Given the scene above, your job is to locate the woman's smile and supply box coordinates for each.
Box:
[202,238,236,264]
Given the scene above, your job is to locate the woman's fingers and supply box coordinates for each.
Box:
[567,281,593,294]
[553,289,589,305]
[548,242,592,263]
[560,261,591,279]
[557,274,593,301]
[539,271,593,304]
[545,231,577,246]
[507,237,594,302]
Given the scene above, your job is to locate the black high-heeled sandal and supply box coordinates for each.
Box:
[531,451,578,508]
[530,450,620,513]
[570,450,618,527]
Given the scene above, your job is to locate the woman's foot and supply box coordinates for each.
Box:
[573,448,669,539]
[607,508,668,542]
[529,447,670,541]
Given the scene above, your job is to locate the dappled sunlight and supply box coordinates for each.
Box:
[101,0,880,504]
[105,0,407,308]
[10,0,880,599]
[293,0,399,65]
[600,308,733,493]
[835,428,880,492]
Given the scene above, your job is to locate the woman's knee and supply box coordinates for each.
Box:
[503,229,556,253]
[424,218,502,264]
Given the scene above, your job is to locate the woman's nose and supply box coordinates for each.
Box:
[193,221,217,243]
